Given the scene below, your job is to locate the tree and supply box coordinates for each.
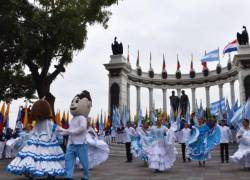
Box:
[0,0,119,113]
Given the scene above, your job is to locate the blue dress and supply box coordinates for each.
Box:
[7,120,65,177]
[187,124,221,161]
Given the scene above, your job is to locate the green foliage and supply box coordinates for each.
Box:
[0,0,119,101]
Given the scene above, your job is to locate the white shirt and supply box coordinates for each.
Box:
[180,128,191,143]
[66,115,88,145]
[219,125,232,143]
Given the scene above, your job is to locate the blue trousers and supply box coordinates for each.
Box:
[65,144,89,180]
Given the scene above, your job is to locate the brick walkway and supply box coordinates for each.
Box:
[0,143,249,180]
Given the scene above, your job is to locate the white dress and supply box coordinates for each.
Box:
[87,128,110,169]
[145,126,177,171]
[230,128,250,167]
[7,120,65,177]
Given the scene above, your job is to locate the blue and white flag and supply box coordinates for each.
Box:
[201,48,220,62]
[138,109,143,127]
[210,98,225,115]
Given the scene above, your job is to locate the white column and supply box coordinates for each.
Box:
[205,86,210,108]
[219,84,223,100]
[177,89,181,97]
[149,88,153,112]
[191,88,196,112]
[163,89,167,112]
[136,86,141,113]
[230,81,235,106]
[127,84,130,112]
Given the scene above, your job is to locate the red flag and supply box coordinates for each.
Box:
[162,54,166,71]
[177,60,180,70]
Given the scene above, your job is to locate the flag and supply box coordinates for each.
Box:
[23,104,29,128]
[138,109,143,127]
[149,52,152,69]
[190,59,194,71]
[201,48,220,62]
[4,102,10,128]
[162,54,166,71]
[226,99,234,125]
[15,107,23,130]
[177,54,180,70]
[99,111,104,136]
[223,40,238,54]
[136,50,140,67]
[150,111,157,125]
[0,103,4,135]
[96,114,100,133]
[61,111,68,129]
[233,100,239,112]
[1,102,5,120]
[210,98,225,115]
[55,110,61,126]
[127,45,130,63]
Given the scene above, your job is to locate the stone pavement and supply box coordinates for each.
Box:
[0,143,249,180]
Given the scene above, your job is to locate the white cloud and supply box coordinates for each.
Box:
[8,0,249,127]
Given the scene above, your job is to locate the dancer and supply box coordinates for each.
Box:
[58,90,92,180]
[219,120,232,163]
[230,118,250,168]
[187,118,221,167]
[7,99,65,178]
[86,120,110,169]
[145,118,176,172]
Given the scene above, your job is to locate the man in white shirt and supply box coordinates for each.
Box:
[124,122,133,162]
[180,121,191,162]
[219,120,232,163]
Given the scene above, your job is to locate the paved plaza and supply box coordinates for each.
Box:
[0,143,249,180]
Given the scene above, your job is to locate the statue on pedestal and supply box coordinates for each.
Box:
[180,90,189,116]
[111,37,123,55]
[170,91,180,114]
[237,26,249,45]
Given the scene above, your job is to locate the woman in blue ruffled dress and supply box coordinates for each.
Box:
[230,119,250,168]
[145,119,176,172]
[187,118,221,167]
[7,100,65,178]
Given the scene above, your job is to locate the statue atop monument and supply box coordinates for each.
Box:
[111,37,123,55]
[237,26,249,45]
[180,90,189,115]
[170,91,180,113]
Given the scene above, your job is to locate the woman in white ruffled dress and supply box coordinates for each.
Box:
[145,119,176,172]
[230,118,250,168]
[86,126,110,169]
[7,100,65,178]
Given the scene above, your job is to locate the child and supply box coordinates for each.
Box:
[179,121,191,162]
[7,99,65,178]
[230,119,250,168]
[219,120,232,163]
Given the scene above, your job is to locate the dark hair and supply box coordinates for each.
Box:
[77,90,92,102]
[243,118,250,124]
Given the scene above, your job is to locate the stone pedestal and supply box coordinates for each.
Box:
[233,45,250,105]
[104,55,131,112]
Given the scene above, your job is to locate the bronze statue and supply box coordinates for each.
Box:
[170,91,180,113]
[237,26,249,45]
[180,90,189,115]
[111,37,123,55]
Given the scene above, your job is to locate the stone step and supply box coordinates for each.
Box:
[108,143,239,157]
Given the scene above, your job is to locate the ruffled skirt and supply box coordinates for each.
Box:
[230,142,250,167]
[145,138,176,171]
[7,133,65,177]
[131,137,148,161]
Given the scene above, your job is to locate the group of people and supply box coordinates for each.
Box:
[121,115,250,172]
[3,90,250,180]
[6,91,109,180]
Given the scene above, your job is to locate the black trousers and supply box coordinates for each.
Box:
[220,143,229,162]
[125,142,132,162]
[181,143,186,161]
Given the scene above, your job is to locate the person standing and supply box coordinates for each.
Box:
[124,122,133,162]
[179,122,191,162]
[219,120,232,163]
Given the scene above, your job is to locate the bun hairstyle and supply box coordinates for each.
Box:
[31,99,52,121]
[77,90,92,102]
